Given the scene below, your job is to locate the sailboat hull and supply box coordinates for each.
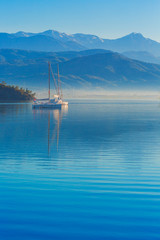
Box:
[32,102,68,108]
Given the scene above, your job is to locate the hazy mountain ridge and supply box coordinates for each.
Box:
[0,32,86,52]
[57,52,160,88]
[1,30,160,55]
[0,48,109,64]
[1,49,160,90]
[123,51,160,64]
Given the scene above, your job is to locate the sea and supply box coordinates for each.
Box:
[0,100,160,240]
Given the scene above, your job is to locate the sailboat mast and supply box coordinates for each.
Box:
[57,64,63,99]
[57,64,60,97]
[48,62,51,102]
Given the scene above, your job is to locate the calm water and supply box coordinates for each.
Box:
[0,100,160,240]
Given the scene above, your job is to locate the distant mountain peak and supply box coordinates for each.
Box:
[130,32,142,35]
[42,29,59,34]
[125,32,144,39]
[41,29,71,35]
[39,29,74,41]
[14,31,34,37]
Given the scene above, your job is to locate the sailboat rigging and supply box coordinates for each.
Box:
[32,62,68,108]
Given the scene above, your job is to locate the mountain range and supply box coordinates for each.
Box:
[1,49,160,90]
[1,30,160,56]
[1,30,160,91]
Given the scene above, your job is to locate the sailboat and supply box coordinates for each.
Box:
[32,62,68,108]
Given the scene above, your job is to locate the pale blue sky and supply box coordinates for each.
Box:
[0,0,160,41]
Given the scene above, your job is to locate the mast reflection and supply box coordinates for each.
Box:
[48,107,64,154]
[33,105,68,155]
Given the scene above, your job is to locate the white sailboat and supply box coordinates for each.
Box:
[32,62,68,108]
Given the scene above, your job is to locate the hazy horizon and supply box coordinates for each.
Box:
[34,88,160,100]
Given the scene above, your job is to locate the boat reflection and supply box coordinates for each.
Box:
[33,105,68,155]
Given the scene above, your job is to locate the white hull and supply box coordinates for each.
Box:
[32,102,68,108]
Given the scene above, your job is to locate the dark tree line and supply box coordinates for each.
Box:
[0,81,35,101]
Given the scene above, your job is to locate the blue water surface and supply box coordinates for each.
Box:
[0,100,160,240]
